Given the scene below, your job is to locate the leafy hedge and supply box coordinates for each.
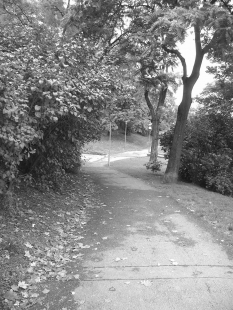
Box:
[0,23,119,201]
[160,112,233,196]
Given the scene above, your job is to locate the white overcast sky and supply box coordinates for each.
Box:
[175,33,214,105]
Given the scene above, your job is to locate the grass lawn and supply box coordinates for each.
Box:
[83,131,154,155]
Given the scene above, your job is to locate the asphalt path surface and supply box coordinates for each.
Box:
[74,153,233,310]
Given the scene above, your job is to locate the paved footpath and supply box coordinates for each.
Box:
[73,155,233,310]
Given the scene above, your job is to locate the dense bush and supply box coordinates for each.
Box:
[160,113,233,196]
[145,160,162,173]
[0,22,120,201]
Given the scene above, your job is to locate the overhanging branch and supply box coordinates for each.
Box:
[161,44,187,79]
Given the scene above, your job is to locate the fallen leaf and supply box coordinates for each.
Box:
[18,281,29,289]
[140,280,153,287]
[25,242,33,248]
[24,250,31,258]
[11,285,18,292]
[78,243,90,249]
[42,289,50,294]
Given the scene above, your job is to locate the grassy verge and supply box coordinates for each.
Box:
[84,133,233,259]
[111,156,233,259]
[83,131,151,155]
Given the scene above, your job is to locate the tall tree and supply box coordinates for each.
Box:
[141,64,177,161]
[149,0,233,182]
[98,0,178,162]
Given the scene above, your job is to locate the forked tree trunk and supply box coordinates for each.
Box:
[145,85,167,162]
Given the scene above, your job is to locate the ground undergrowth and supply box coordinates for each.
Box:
[0,173,101,310]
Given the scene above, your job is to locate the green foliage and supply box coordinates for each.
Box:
[145,160,162,173]
[0,16,120,195]
[160,113,233,195]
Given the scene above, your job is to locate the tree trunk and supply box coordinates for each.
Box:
[162,22,206,183]
[163,80,196,182]
[149,86,167,162]
[145,86,167,162]
[150,117,159,161]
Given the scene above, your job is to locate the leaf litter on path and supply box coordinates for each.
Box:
[1,174,104,310]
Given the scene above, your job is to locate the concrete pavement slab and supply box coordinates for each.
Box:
[73,160,233,310]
